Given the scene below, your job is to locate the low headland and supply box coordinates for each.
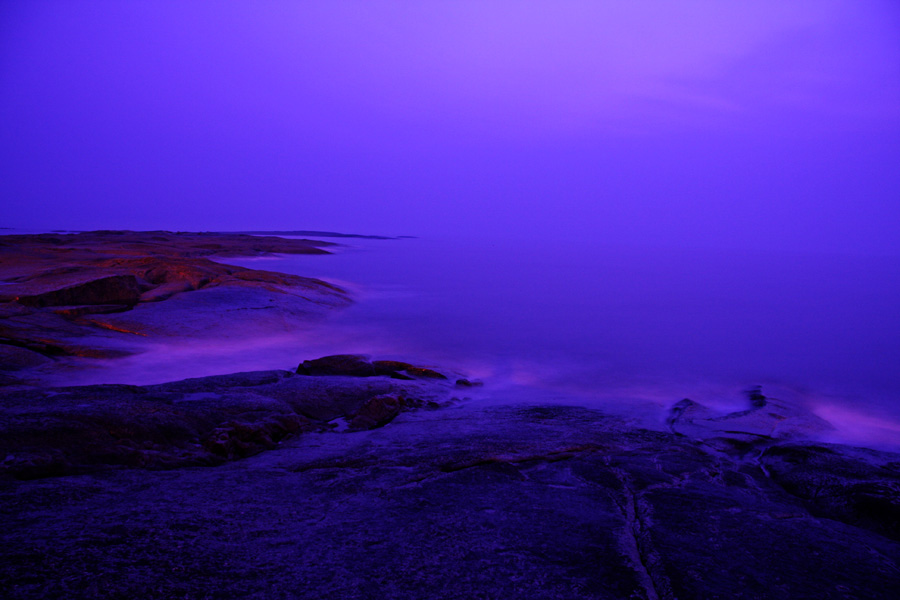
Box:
[1,231,898,599]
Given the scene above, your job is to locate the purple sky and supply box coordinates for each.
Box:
[2,1,899,252]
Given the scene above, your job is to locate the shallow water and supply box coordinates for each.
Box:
[226,236,900,446]
[40,235,900,448]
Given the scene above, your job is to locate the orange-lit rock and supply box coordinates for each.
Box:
[0,231,351,377]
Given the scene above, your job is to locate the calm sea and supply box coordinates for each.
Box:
[45,234,900,448]
[230,236,900,446]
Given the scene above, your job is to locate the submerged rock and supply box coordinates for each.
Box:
[665,388,834,453]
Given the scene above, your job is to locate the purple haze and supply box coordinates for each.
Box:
[2,2,900,443]
[37,236,900,450]
[2,1,900,254]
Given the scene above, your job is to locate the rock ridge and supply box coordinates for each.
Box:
[0,358,458,480]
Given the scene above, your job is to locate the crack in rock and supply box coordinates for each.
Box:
[611,469,676,600]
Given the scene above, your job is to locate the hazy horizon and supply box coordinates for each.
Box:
[2,1,899,254]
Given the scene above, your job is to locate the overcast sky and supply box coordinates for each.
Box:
[2,1,899,252]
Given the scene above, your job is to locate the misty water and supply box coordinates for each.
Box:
[221,236,899,446]
[57,235,900,449]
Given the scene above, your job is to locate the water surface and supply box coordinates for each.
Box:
[225,236,900,447]
[46,235,900,448]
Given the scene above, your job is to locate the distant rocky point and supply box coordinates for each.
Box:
[0,231,351,383]
[234,229,413,239]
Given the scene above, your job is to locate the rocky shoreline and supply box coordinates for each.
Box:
[1,231,899,598]
[2,372,899,599]
[0,355,464,481]
[0,231,350,386]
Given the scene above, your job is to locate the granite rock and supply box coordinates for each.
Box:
[1,400,898,599]
[0,232,351,376]
[0,363,456,480]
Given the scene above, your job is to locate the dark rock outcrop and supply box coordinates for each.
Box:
[9,275,144,308]
[0,345,52,371]
[297,354,449,380]
[760,443,900,541]
[346,394,406,430]
[297,354,377,377]
[404,366,447,379]
[0,230,336,262]
[0,364,455,480]
[373,359,416,374]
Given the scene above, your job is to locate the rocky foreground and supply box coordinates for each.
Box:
[1,356,899,599]
[2,232,899,599]
[0,231,350,385]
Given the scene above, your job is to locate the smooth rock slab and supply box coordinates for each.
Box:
[1,403,898,599]
[0,367,455,479]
